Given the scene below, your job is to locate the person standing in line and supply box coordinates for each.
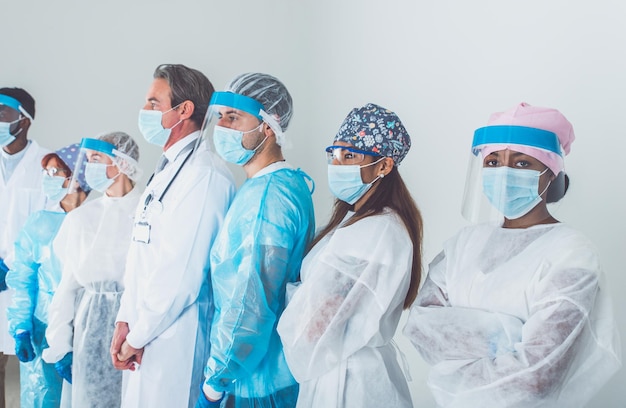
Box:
[43,132,142,408]
[404,102,621,407]
[195,73,315,408]
[7,142,90,408]
[278,103,422,408]
[0,87,50,408]
[111,64,235,408]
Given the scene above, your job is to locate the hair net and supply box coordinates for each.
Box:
[477,102,575,175]
[224,73,293,146]
[97,131,142,181]
[334,103,411,166]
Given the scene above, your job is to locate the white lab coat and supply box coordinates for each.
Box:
[404,223,622,408]
[43,187,141,407]
[116,135,235,408]
[278,209,414,408]
[0,140,49,353]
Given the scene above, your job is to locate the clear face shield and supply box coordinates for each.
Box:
[461,125,566,224]
[0,95,30,147]
[196,91,284,165]
[68,138,139,194]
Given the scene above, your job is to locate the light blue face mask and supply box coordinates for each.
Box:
[0,119,22,147]
[482,166,550,219]
[42,174,68,202]
[85,162,117,193]
[137,106,182,147]
[212,124,266,165]
[327,159,384,205]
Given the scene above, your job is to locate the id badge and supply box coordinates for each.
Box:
[132,221,151,244]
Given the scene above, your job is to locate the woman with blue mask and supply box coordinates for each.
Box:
[403,103,621,407]
[43,132,142,408]
[278,103,423,408]
[6,142,91,408]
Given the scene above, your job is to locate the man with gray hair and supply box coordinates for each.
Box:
[111,64,235,408]
[0,87,50,408]
[195,73,315,407]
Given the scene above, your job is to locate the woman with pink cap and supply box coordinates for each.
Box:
[404,103,621,407]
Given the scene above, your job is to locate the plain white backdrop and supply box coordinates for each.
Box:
[3,1,624,406]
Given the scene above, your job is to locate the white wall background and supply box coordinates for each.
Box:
[3,0,624,406]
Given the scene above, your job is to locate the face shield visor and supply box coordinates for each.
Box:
[196,91,284,165]
[0,95,30,147]
[461,125,566,224]
[68,138,140,194]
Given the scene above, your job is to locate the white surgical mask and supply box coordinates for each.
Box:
[0,118,22,147]
[85,162,118,193]
[42,174,68,202]
[212,124,266,165]
[482,166,551,219]
[327,158,384,205]
[137,105,182,147]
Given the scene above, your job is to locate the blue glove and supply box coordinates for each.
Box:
[14,331,35,362]
[0,259,8,292]
[55,352,73,384]
[195,383,224,408]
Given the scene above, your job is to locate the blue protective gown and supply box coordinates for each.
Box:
[204,163,315,407]
[6,210,66,408]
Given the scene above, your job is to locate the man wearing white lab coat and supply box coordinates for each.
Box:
[0,87,50,408]
[111,64,235,408]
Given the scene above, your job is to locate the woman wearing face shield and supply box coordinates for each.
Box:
[6,143,90,408]
[277,103,423,408]
[42,132,142,408]
[403,103,621,408]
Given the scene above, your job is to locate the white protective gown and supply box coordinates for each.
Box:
[404,223,622,408]
[278,209,414,408]
[0,140,49,353]
[116,135,235,408]
[43,187,141,407]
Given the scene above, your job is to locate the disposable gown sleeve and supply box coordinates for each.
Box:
[404,245,602,406]
[6,216,39,336]
[125,170,234,349]
[205,194,298,392]
[278,214,412,381]
[42,216,81,364]
[404,253,524,364]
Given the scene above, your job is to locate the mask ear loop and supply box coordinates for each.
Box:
[538,167,552,198]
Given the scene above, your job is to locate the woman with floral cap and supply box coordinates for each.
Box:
[403,103,621,407]
[278,103,423,408]
[6,142,91,408]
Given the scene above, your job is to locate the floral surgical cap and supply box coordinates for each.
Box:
[334,103,411,165]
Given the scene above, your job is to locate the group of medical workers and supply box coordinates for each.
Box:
[0,63,620,408]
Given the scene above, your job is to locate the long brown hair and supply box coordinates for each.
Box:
[311,167,423,309]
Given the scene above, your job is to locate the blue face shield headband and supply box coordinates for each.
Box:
[0,94,33,121]
[471,125,562,156]
[209,92,264,120]
[209,91,285,146]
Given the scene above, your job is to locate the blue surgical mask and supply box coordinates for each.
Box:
[42,174,68,202]
[137,106,182,147]
[212,124,266,165]
[0,119,22,147]
[327,159,384,205]
[85,162,117,193]
[482,166,550,219]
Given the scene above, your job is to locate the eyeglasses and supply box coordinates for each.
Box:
[42,167,68,177]
[325,145,381,165]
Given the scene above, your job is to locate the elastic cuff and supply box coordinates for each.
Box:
[202,383,224,401]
